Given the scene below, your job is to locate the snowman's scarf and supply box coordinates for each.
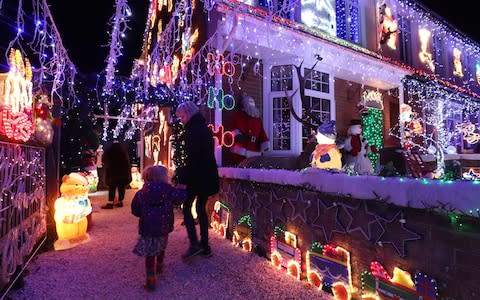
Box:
[313,144,337,160]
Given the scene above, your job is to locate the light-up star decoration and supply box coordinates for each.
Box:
[418,28,435,72]
[180,27,199,69]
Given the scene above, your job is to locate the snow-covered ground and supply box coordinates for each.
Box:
[8,189,332,300]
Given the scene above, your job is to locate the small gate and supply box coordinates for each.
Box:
[0,141,47,296]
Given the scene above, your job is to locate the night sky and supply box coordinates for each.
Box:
[0,1,478,75]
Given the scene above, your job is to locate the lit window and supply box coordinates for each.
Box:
[272,97,291,150]
[305,69,329,93]
[271,65,293,92]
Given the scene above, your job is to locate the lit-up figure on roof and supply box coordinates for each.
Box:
[477,63,480,85]
[378,3,398,50]
[418,28,435,72]
[453,48,464,78]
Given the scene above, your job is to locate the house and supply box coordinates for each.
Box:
[137,0,480,171]
[134,2,480,298]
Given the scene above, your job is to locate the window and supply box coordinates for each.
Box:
[336,0,359,43]
[398,15,412,64]
[305,68,329,93]
[271,65,293,91]
[302,96,331,148]
[302,68,332,150]
[445,104,463,150]
[300,0,336,36]
[258,0,294,19]
[268,64,333,154]
[272,97,291,150]
[432,34,445,77]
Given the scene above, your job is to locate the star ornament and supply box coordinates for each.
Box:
[312,202,351,243]
[376,211,422,258]
[289,191,311,223]
[346,200,384,242]
[239,191,255,212]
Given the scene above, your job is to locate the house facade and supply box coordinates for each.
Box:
[139,0,480,170]
[136,1,480,298]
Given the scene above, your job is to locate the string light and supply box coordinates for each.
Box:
[362,108,383,168]
[103,0,131,95]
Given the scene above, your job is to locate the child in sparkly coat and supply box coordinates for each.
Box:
[131,166,186,291]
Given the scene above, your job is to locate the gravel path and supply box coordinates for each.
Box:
[9,190,332,300]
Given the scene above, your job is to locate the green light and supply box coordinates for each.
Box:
[361,108,383,169]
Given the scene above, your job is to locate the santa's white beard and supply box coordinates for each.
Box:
[243,104,260,118]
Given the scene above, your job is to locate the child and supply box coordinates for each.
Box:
[131,165,186,292]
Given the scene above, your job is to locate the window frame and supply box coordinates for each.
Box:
[302,68,335,150]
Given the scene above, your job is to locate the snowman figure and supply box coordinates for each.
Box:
[344,119,376,175]
[311,120,342,170]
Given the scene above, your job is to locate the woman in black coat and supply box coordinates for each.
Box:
[175,101,219,261]
[102,142,132,209]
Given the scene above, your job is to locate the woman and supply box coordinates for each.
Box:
[102,142,131,209]
[175,101,219,261]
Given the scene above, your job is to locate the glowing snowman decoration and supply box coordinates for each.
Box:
[311,120,342,170]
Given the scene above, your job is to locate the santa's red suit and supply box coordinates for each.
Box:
[230,110,269,163]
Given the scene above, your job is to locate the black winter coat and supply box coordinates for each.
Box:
[103,144,131,186]
[131,182,186,237]
[176,113,219,196]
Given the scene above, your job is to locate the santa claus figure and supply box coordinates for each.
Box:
[311,120,342,170]
[344,119,376,175]
[230,94,269,164]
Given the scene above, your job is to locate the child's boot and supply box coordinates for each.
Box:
[156,251,165,274]
[145,256,156,291]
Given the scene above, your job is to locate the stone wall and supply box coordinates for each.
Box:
[207,178,480,299]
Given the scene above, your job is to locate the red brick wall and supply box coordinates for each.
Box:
[210,179,480,299]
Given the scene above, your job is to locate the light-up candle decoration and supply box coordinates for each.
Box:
[0,49,34,142]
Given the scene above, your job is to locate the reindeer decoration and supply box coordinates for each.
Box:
[283,54,325,132]
[283,55,342,170]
